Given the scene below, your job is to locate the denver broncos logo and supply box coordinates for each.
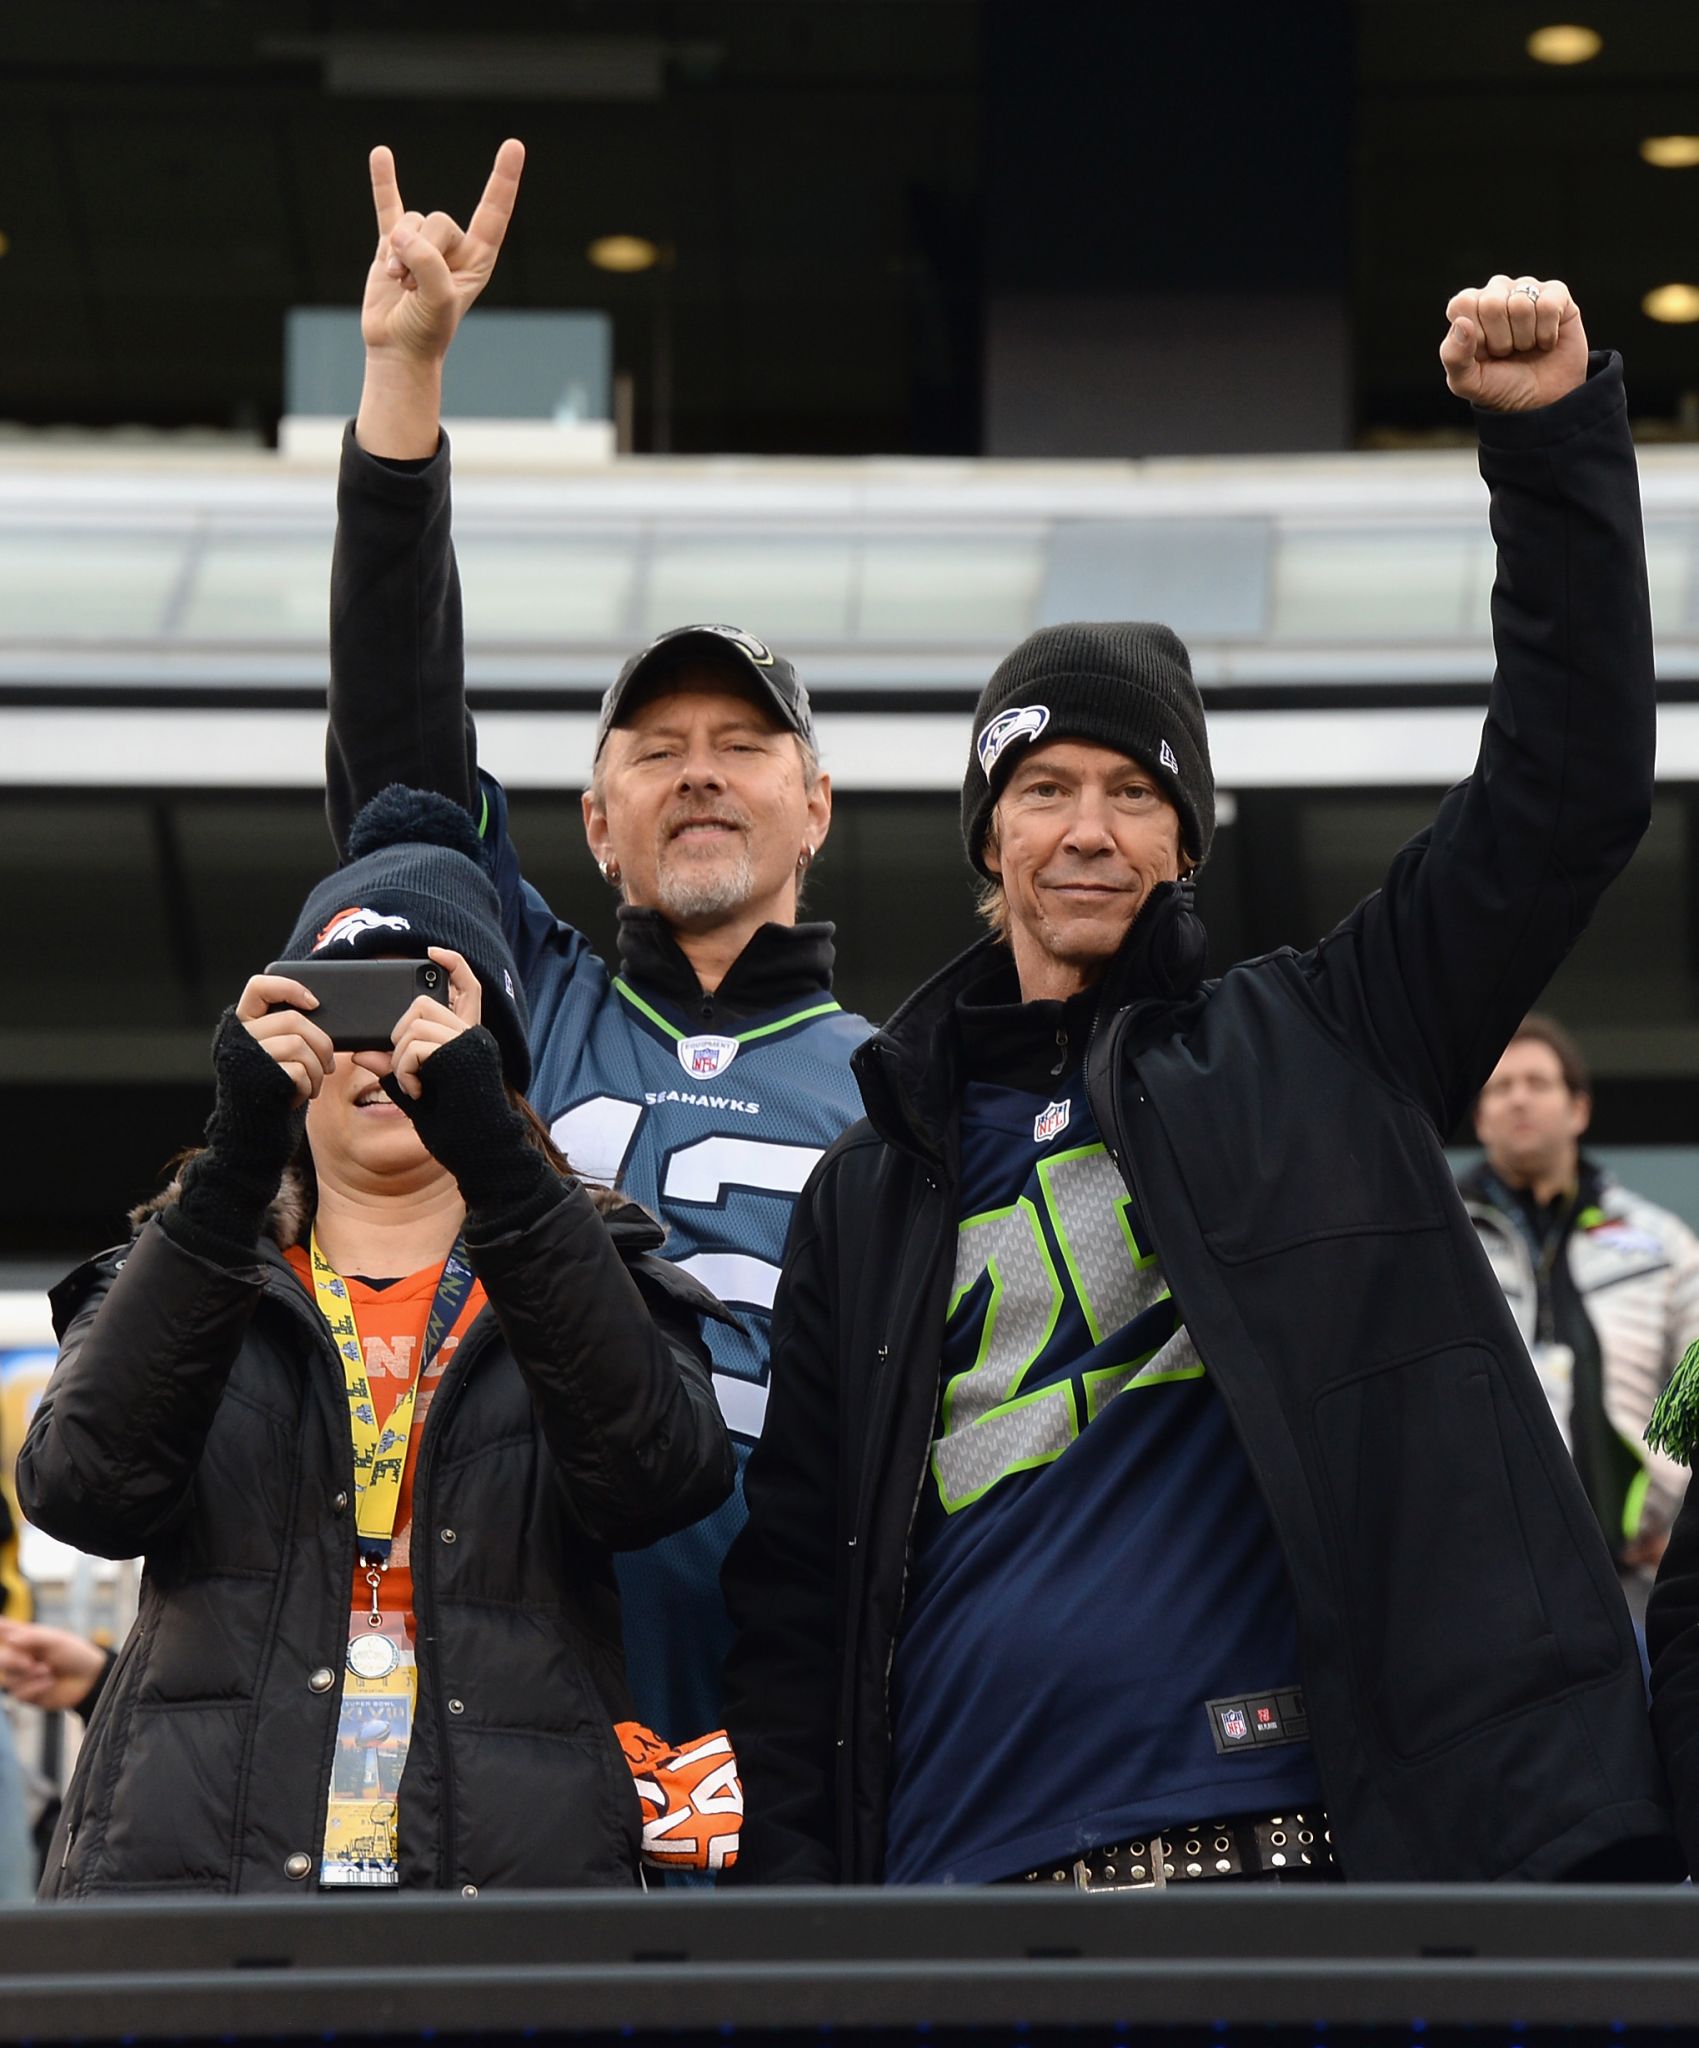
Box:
[313,906,414,953]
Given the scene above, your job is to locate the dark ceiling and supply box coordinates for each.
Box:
[0,0,985,453]
[0,0,1694,453]
[1354,1,1697,437]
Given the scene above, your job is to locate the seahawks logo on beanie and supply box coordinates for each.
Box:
[977,703,1051,777]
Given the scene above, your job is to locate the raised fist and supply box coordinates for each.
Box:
[1439,275,1587,413]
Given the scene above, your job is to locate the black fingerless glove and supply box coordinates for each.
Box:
[161,1008,305,1265]
[382,1027,563,1242]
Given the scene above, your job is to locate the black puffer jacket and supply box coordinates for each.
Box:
[18,1175,733,1897]
[723,354,1683,1885]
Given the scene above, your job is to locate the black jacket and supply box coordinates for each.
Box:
[721,355,1682,1886]
[1647,1482,1699,1869]
[18,1178,733,1897]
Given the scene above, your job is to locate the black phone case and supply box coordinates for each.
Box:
[263,959,442,1051]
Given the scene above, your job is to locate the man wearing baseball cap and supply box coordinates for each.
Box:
[324,142,871,1755]
[722,275,1681,1886]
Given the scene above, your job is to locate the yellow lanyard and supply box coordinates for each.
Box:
[308,1229,475,1565]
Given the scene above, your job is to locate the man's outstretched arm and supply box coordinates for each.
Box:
[326,140,524,855]
[1316,275,1655,1132]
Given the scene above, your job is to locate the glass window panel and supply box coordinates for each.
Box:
[456,533,637,642]
[1299,795,1438,936]
[0,801,177,1024]
[1536,797,1689,1028]
[1463,533,1502,635]
[177,537,333,640]
[0,532,181,637]
[1645,526,1691,635]
[859,539,1042,642]
[643,538,854,641]
[172,799,346,985]
[1271,529,1481,638]
[1466,524,1688,637]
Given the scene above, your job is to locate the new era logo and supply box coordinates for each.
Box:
[1160,739,1179,774]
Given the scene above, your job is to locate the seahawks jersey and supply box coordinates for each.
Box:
[477,773,872,1741]
[884,1074,1318,1885]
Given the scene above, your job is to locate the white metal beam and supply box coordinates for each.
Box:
[8,702,1699,791]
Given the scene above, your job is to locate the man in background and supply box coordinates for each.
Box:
[1462,1015,1699,1620]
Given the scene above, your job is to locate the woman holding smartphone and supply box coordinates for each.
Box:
[17,787,733,1896]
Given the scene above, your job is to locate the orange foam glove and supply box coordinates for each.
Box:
[618,1721,743,1872]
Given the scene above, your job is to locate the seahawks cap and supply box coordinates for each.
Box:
[594,624,817,756]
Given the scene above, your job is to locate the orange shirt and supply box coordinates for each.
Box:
[285,1247,487,1629]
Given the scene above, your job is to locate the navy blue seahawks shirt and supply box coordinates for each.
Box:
[476,772,871,1744]
[882,1074,1320,1886]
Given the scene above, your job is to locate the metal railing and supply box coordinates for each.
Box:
[2,1886,1696,2038]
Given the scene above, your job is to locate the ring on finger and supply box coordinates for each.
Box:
[1511,282,1541,304]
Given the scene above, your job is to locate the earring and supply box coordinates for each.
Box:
[600,856,622,886]
[797,845,815,878]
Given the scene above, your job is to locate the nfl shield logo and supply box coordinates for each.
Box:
[1033,1099,1071,1145]
[1219,1707,1249,1743]
[679,1034,739,1079]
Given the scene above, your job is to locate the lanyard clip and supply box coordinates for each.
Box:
[361,1549,387,1627]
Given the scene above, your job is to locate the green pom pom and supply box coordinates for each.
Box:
[1646,1338,1699,1464]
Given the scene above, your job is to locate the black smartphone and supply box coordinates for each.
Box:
[263,958,445,1051]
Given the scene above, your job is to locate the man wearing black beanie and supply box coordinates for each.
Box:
[723,275,1683,1889]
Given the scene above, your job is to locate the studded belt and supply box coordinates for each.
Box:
[1011,1808,1336,1890]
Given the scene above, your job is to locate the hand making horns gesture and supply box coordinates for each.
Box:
[1439,273,1587,413]
[362,138,526,364]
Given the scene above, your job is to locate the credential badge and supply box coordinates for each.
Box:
[679,1034,740,1080]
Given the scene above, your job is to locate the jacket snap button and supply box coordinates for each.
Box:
[332,1492,349,1514]
[285,1853,312,1880]
[448,1698,465,1715]
[440,1527,457,1544]
[308,1667,335,1693]
[461,1883,479,1899]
